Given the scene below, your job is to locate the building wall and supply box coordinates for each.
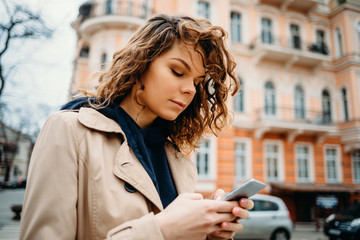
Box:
[70,0,360,222]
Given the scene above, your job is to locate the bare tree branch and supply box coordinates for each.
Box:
[0,0,53,97]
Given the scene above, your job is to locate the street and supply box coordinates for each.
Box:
[0,189,329,240]
[0,189,24,240]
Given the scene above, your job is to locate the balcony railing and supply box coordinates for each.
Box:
[79,0,153,21]
[250,35,329,56]
[255,107,334,126]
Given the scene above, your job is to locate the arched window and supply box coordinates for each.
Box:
[231,12,242,43]
[261,18,273,44]
[264,81,276,115]
[335,27,343,57]
[79,46,89,58]
[290,24,301,49]
[295,85,305,119]
[234,78,244,112]
[322,90,332,124]
[341,88,349,121]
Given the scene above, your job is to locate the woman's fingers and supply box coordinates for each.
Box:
[232,207,249,219]
[239,198,254,210]
[213,189,226,200]
[210,221,243,238]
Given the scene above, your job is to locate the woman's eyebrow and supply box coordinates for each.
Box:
[170,58,191,71]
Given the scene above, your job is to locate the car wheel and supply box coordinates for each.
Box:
[270,229,289,240]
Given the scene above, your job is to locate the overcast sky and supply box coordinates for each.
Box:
[1,0,84,132]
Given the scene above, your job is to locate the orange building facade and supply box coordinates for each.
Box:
[70,0,360,223]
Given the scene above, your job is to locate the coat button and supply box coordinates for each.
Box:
[124,182,137,193]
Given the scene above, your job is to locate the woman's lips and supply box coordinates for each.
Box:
[171,100,186,109]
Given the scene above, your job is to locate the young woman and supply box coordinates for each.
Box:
[19,14,253,240]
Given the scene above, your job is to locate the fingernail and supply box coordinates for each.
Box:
[215,195,221,200]
[240,199,247,205]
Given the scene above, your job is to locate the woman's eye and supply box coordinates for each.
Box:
[171,69,183,77]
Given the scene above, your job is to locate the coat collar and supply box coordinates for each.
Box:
[76,107,198,211]
[77,107,124,134]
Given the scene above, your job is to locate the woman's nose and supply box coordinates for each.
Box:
[181,78,196,95]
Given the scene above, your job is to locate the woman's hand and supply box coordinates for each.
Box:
[207,189,254,240]
[155,193,242,240]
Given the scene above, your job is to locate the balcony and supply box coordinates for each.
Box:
[249,35,331,68]
[338,119,360,153]
[72,0,153,37]
[257,0,323,13]
[253,107,338,143]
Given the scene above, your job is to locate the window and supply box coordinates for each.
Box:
[325,147,340,183]
[79,46,89,58]
[353,150,360,183]
[231,12,242,43]
[127,1,133,16]
[100,53,107,70]
[316,30,328,55]
[251,200,279,211]
[235,142,246,180]
[264,81,276,116]
[296,145,310,182]
[265,143,280,182]
[234,78,244,112]
[290,24,301,49]
[357,22,360,52]
[106,0,113,14]
[295,85,305,119]
[321,90,332,124]
[261,18,273,44]
[196,140,210,179]
[335,27,343,57]
[341,88,349,121]
[198,1,210,20]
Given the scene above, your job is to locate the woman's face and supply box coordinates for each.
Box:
[136,42,205,125]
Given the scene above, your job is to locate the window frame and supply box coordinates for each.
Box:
[197,0,211,20]
[353,150,360,183]
[261,17,273,44]
[234,78,244,113]
[324,145,342,184]
[295,143,314,183]
[294,85,305,119]
[234,138,252,182]
[264,81,276,116]
[194,136,217,181]
[230,11,242,43]
[340,87,350,122]
[264,140,284,182]
[321,89,332,124]
[334,26,344,58]
[290,23,301,50]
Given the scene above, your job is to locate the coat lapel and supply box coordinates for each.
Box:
[166,143,198,194]
[113,140,164,211]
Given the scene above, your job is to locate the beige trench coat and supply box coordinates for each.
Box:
[19,107,198,240]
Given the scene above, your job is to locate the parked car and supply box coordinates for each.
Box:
[0,178,26,189]
[234,194,293,240]
[324,201,360,240]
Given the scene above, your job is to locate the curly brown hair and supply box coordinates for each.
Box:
[85,14,239,151]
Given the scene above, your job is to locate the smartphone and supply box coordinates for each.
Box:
[220,178,265,201]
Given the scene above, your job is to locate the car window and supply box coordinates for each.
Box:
[251,199,279,211]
